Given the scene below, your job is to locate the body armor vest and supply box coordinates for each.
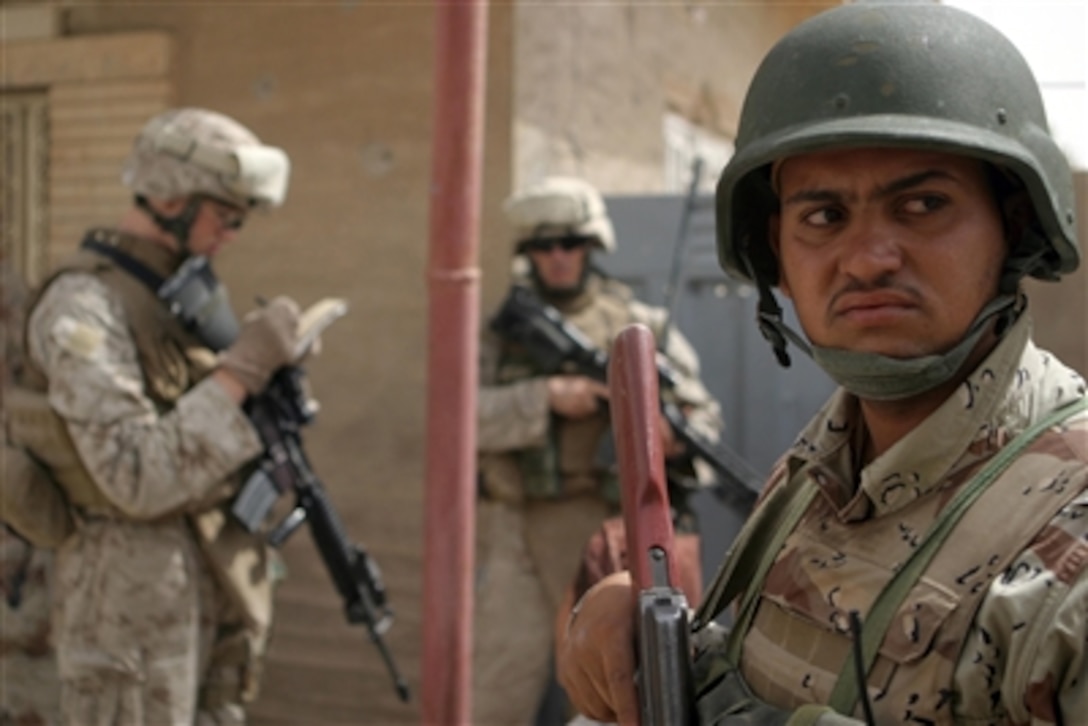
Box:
[495,276,654,501]
[7,230,273,686]
[736,417,1088,723]
[9,229,221,513]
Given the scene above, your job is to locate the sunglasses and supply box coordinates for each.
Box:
[519,236,591,254]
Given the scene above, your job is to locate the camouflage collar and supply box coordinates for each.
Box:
[789,314,1087,519]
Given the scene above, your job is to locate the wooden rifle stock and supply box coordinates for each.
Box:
[609,324,695,726]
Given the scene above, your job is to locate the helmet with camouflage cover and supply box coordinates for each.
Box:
[716,1,1079,290]
[504,176,616,253]
[122,108,290,210]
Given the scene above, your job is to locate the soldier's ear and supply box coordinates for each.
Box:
[1001,189,1033,250]
[767,214,791,298]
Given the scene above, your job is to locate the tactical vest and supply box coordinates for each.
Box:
[728,410,1088,723]
[8,229,223,515]
[495,276,654,501]
[7,230,275,649]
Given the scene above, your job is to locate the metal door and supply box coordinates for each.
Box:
[600,193,837,581]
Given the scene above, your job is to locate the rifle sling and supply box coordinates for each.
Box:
[81,236,167,291]
[692,472,818,640]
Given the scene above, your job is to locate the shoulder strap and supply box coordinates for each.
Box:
[80,234,166,292]
[693,468,818,638]
[828,396,1088,714]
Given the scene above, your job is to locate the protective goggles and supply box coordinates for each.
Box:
[518,235,593,254]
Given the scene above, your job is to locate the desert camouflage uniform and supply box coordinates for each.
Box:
[1,261,62,726]
[23,235,268,726]
[696,313,1088,724]
[0,530,61,726]
[474,273,722,725]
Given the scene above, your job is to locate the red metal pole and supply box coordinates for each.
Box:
[422,1,488,724]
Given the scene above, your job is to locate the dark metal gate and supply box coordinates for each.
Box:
[600,192,837,581]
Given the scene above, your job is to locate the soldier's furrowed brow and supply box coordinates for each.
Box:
[781,169,957,207]
[874,169,955,199]
[782,188,848,207]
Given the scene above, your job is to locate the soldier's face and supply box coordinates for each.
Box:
[527,237,590,293]
[187,197,247,257]
[769,148,1008,360]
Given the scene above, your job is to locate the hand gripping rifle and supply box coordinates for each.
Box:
[77,245,410,701]
[610,323,695,725]
[222,300,410,703]
[489,285,761,511]
[236,366,410,702]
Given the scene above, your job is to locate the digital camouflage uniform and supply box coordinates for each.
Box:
[19,233,273,726]
[0,531,61,726]
[1,261,61,726]
[694,313,1088,724]
[475,272,721,725]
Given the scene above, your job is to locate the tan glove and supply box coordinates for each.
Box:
[217,296,301,395]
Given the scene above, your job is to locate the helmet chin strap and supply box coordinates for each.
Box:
[757,289,1022,401]
[134,194,202,256]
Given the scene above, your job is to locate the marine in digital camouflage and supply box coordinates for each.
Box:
[1,261,61,726]
[23,247,268,726]
[475,269,722,725]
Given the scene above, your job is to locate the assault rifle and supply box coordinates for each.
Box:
[610,324,695,725]
[235,365,410,702]
[76,244,410,701]
[489,285,762,511]
[224,299,410,703]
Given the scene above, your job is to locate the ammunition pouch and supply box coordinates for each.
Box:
[5,385,115,513]
[200,623,265,710]
[3,385,122,546]
[0,443,75,548]
[189,507,277,639]
[515,445,563,499]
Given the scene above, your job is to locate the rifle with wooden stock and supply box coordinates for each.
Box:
[610,323,695,726]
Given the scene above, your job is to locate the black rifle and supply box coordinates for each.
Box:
[489,285,762,511]
[76,242,410,700]
[234,367,411,703]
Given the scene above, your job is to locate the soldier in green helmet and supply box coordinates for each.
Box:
[555,2,1088,724]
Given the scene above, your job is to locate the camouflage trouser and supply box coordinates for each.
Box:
[0,652,62,726]
[0,537,61,726]
[472,495,611,726]
[53,522,255,726]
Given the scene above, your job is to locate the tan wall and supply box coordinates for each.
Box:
[3,2,513,722]
[509,1,837,193]
[494,0,835,314]
[1,29,176,277]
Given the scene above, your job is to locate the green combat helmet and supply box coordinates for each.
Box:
[714,1,1079,395]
